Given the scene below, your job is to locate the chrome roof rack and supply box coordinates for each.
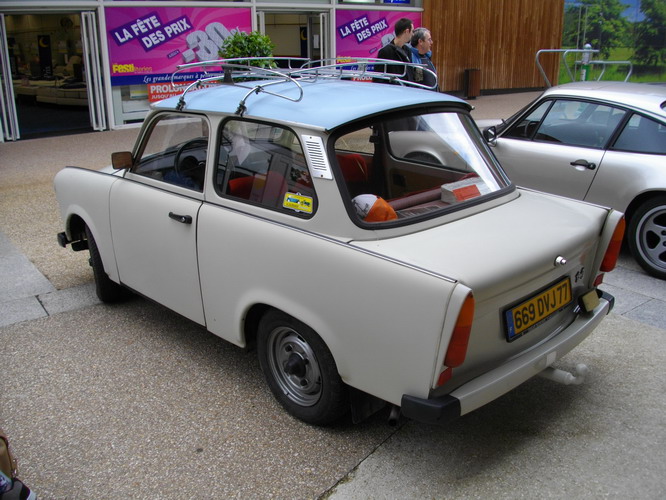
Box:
[295,58,438,91]
[169,57,438,115]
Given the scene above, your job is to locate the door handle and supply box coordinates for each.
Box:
[570,159,596,170]
[168,212,192,224]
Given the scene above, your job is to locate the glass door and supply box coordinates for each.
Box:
[81,11,106,131]
[309,13,329,62]
[259,11,331,64]
[0,14,20,141]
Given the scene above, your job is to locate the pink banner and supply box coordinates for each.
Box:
[335,10,421,59]
[105,7,252,86]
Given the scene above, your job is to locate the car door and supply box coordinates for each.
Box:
[494,98,625,200]
[110,113,209,325]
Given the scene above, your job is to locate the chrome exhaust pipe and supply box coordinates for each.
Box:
[539,363,589,385]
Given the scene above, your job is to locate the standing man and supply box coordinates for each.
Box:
[409,28,438,90]
[376,18,414,82]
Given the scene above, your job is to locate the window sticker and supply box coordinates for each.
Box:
[283,192,313,214]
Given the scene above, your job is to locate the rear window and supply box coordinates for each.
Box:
[333,110,510,225]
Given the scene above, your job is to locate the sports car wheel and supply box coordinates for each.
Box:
[257,310,348,425]
[85,225,128,302]
[628,197,666,280]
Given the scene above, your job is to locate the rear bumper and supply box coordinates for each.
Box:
[401,291,614,425]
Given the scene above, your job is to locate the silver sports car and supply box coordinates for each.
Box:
[483,82,666,279]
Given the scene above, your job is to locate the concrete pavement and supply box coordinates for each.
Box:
[1,92,665,499]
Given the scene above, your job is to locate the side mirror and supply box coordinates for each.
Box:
[483,126,497,147]
[111,151,133,170]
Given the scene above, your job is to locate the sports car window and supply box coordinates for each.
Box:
[504,100,551,139]
[133,113,209,192]
[531,100,625,149]
[334,110,510,225]
[216,120,316,217]
[612,114,666,154]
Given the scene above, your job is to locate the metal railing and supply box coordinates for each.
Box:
[536,49,633,87]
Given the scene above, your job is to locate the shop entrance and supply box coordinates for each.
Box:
[0,12,106,141]
[258,11,330,64]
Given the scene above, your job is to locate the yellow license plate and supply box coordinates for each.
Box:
[505,277,572,341]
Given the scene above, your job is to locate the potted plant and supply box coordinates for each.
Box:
[219,31,276,69]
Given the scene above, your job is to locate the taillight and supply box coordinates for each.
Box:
[444,293,475,368]
[601,217,625,272]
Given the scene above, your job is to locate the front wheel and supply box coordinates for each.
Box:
[257,310,348,425]
[628,197,666,280]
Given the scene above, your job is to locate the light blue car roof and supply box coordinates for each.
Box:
[154,79,471,130]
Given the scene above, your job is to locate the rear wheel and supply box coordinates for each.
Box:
[85,225,128,302]
[628,197,666,279]
[257,310,348,425]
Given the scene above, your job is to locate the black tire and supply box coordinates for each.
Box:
[627,197,666,280]
[257,310,349,425]
[85,225,128,302]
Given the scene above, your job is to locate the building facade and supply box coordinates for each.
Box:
[0,0,562,141]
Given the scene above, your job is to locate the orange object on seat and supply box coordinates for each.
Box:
[353,194,397,222]
[366,197,397,222]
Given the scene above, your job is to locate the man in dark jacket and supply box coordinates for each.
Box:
[375,18,414,83]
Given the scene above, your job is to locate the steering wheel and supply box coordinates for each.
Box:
[174,138,208,175]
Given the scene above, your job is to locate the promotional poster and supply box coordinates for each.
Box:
[335,10,421,59]
[105,7,252,90]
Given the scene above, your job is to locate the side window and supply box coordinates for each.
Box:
[612,114,666,154]
[505,100,552,139]
[533,100,625,149]
[216,120,316,217]
[133,113,209,191]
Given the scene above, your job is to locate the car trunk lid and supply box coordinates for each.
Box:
[350,190,610,387]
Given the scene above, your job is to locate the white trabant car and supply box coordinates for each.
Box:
[55,60,625,426]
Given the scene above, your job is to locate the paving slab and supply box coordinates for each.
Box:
[0,231,55,303]
[0,295,47,327]
[38,282,100,316]
[604,264,666,302]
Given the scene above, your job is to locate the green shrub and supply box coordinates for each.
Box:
[219,31,276,68]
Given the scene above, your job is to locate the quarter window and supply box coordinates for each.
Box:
[612,114,666,154]
[216,120,316,217]
[133,113,209,192]
[505,100,551,140]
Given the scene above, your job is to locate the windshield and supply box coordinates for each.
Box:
[333,110,511,225]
